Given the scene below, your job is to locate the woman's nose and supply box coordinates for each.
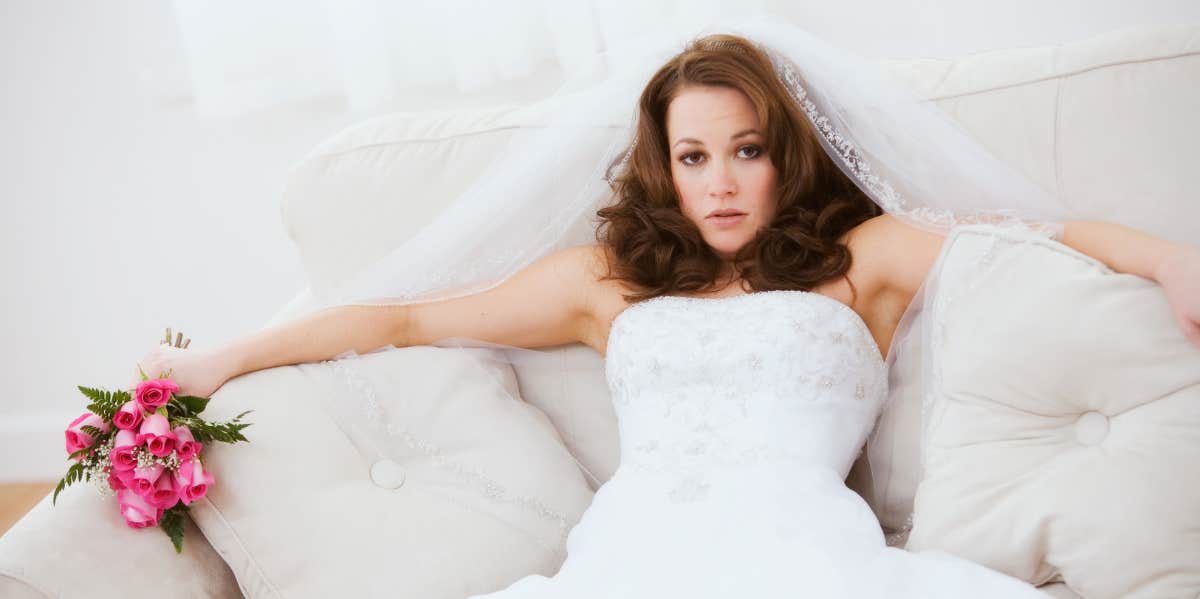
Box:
[707,160,737,197]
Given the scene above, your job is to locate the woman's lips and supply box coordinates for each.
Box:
[707,213,746,228]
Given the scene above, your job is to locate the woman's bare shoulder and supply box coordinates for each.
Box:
[843,213,941,243]
[561,244,614,276]
[844,216,945,280]
[843,214,947,294]
[562,244,638,353]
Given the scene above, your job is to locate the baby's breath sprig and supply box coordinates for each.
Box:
[56,427,115,504]
[88,441,118,499]
[135,447,182,471]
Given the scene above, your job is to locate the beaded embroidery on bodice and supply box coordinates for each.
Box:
[604,290,888,502]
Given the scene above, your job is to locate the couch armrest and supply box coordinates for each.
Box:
[0,484,241,598]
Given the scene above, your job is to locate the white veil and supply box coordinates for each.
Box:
[295,15,1078,544]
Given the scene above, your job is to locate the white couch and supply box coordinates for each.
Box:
[2,23,1197,599]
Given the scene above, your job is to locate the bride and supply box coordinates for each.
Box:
[136,17,1199,598]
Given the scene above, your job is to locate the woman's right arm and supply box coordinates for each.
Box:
[137,245,609,397]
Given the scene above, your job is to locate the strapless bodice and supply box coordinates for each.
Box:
[603,290,887,502]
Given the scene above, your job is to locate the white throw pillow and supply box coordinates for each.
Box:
[188,345,594,598]
[905,225,1200,598]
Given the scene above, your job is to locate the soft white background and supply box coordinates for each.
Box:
[2,0,1197,482]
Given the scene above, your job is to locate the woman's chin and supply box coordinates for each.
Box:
[704,234,751,259]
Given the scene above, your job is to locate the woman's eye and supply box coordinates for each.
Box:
[678,146,760,166]
[738,145,762,159]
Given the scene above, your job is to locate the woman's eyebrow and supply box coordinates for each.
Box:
[672,128,762,148]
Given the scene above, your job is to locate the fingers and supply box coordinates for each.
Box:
[161,327,191,348]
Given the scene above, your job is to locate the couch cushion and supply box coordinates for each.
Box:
[188,345,593,598]
[1039,582,1084,599]
[0,482,240,598]
[904,225,1200,598]
[502,344,619,490]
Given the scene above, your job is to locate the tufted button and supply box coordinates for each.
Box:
[370,459,406,489]
[1074,411,1110,446]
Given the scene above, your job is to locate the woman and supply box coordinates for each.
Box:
[137,20,1199,598]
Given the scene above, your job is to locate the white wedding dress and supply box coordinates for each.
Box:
[469,290,1049,598]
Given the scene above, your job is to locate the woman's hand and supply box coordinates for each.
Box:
[133,330,238,398]
[1059,222,1200,349]
[1156,246,1200,349]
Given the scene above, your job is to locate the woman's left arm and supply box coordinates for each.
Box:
[1060,220,1200,347]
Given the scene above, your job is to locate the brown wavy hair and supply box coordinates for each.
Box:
[596,33,881,303]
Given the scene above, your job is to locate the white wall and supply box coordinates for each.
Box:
[2,0,1197,482]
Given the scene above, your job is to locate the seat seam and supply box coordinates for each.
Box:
[1053,46,1064,202]
[313,123,623,159]
[926,50,1199,101]
[0,568,53,598]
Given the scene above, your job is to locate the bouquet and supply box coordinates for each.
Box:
[55,336,252,553]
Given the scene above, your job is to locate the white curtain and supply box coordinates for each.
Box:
[170,0,767,117]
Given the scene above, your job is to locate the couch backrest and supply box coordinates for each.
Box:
[883,23,1198,245]
[270,23,1200,491]
[280,23,1198,307]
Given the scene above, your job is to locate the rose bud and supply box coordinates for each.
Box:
[174,458,215,506]
[107,469,127,491]
[135,378,179,412]
[64,412,110,461]
[117,489,162,529]
[131,463,164,497]
[115,467,137,490]
[109,429,139,471]
[150,474,180,510]
[135,413,176,457]
[112,400,145,431]
[172,425,202,460]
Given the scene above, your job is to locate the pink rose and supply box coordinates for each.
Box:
[131,463,164,497]
[150,474,179,509]
[64,412,110,460]
[115,467,137,490]
[117,488,162,529]
[172,425,202,460]
[174,459,215,506]
[135,413,176,457]
[112,399,144,431]
[107,469,126,491]
[109,429,139,471]
[135,378,179,412]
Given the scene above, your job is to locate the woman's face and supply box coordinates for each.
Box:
[667,84,779,261]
